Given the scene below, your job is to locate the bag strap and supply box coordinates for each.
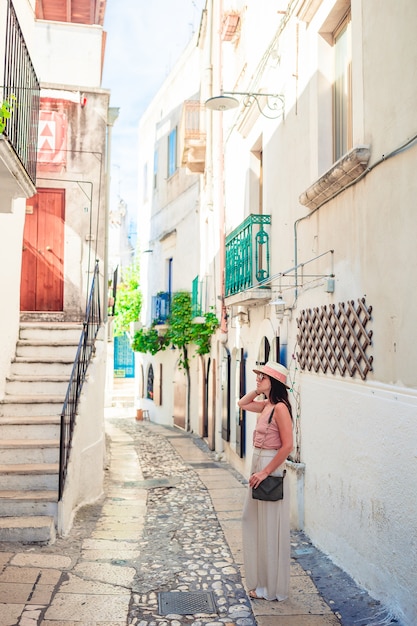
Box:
[254,408,275,472]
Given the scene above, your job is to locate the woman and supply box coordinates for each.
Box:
[239,361,294,601]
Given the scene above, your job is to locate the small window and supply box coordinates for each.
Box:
[146,364,154,400]
[333,12,352,160]
[143,162,148,201]
[168,127,177,177]
[153,150,158,190]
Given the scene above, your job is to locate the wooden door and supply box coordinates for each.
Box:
[20,189,65,311]
[207,357,216,451]
[173,364,188,430]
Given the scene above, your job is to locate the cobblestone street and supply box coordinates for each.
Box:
[0,400,402,625]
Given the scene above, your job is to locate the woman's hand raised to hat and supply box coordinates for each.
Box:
[237,388,266,412]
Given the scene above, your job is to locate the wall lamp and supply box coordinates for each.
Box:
[205,91,284,119]
[270,295,286,319]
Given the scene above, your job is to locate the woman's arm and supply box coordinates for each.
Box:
[249,403,294,489]
[237,389,266,413]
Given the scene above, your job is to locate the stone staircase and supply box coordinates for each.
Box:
[0,322,82,544]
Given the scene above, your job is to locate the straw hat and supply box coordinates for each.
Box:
[253,361,289,388]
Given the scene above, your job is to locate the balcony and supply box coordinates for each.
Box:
[151,292,171,324]
[0,0,40,212]
[225,214,271,305]
[180,100,206,174]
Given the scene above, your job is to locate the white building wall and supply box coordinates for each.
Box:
[0,201,26,398]
[134,1,416,621]
[0,1,37,396]
[206,1,417,623]
[301,375,417,622]
[33,22,104,87]
[136,38,204,429]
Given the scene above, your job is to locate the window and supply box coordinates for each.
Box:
[146,364,154,400]
[143,162,148,201]
[153,150,158,190]
[333,11,352,160]
[168,127,177,177]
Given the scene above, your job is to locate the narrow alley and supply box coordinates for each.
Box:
[0,382,400,626]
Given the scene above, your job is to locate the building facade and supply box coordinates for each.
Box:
[138,0,416,623]
[0,0,111,539]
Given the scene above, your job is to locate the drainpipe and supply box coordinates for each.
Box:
[217,0,227,335]
[104,107,119,324]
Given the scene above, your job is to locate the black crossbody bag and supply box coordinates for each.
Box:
[252,410,286,502]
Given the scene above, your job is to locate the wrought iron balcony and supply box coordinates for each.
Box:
[0,0,40,190]
[225,214,271,303]
[152,292,171,324]
[180,100,206,174]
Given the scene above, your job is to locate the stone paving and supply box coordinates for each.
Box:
[0,400,403,626]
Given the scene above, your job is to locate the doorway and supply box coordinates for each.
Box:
[20,189,65,311]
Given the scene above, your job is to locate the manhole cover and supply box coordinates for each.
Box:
[158,591,217,615]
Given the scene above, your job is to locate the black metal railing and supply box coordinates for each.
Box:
[2,0,40,183]
[59,261,102,500]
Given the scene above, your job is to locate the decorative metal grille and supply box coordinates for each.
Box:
[296,298,373,381]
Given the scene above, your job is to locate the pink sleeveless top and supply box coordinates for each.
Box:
[253,406,282,450]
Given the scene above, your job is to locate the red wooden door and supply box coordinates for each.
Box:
[20,189,65,311]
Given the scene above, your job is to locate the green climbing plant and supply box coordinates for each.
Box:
[131,326,169,355]
[113,260,142,336]
[0,94,16,134]
[131,291,219,369]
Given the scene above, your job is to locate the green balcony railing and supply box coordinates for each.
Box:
[225,214,271,297]
[192,276,202,317]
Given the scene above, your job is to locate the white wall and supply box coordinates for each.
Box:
[58,336,107,535]
[301,375,417,623]
[213,1,417,623]
[34,22,104,87]
[0,201,25,398]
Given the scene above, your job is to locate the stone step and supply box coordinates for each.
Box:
[6,375,70,396]
[0,439,60,464]
[0,515,56,544]
[0,416,60,439]
[0,395,65,417]
[10,357,74,377]
[19,323,82,343]
[0,490,58,518]
[0,463,59,490]
[16,341,79,360]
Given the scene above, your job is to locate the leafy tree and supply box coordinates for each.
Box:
[113,261,142,336]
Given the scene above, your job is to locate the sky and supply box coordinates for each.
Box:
[101,0,205,234]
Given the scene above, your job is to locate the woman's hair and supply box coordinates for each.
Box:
[268,377,293,420]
